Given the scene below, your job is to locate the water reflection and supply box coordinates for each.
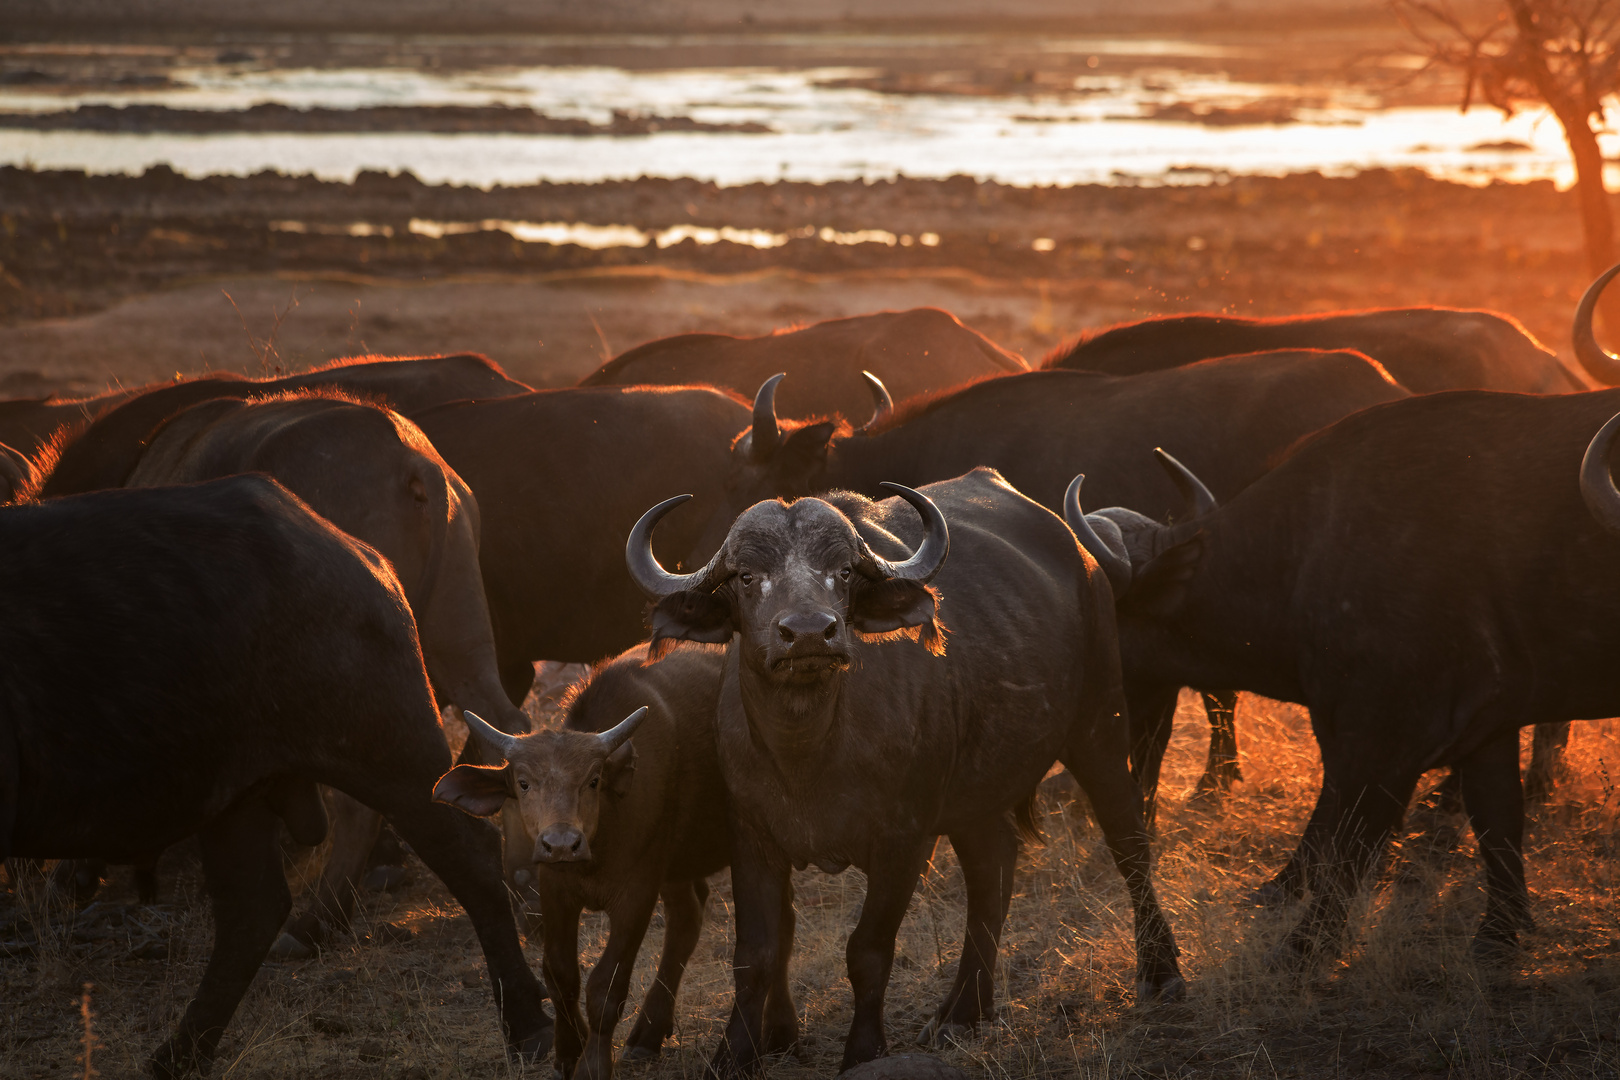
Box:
[267,217,944,250]
[0,52,1605,188]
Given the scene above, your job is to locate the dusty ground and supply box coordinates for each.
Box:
[0,167,1603,395]
[4,693,1618,1080]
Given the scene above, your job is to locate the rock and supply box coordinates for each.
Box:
[838,1054,968,1080]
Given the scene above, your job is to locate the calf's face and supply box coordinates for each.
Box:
[432,710,643,866]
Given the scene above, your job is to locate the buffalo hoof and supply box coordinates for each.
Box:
[1241,876,1301,909]
[1136,972,1187,1006]
[1471,931,1522,969]
[361,865,411,892]
[915,1018,974,1048]
[619,1044,661,1063]
[267,932,317,961]
[839,1054,969,1080]
[148,1039,205,1080]
[508,1021,555,1065]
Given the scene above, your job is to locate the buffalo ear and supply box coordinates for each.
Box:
[433,763,511,817]
[850,578,938,634]
[606,740,638,797]
[650,590,736,651]
[1124,532,1205,617]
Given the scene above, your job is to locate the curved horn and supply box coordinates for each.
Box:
[1574,261,1620,386]
[868,482,949,583]
[462,710,521,762]
[750,373,786,460]
[1580,411,1620,534]
[853,370,894,435]
[596,706,649,754]
[1153,448,1217,521]
[1063,474,1132,596]
[625,493,716,599]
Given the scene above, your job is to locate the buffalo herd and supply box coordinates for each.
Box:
[5,270,1620,1077]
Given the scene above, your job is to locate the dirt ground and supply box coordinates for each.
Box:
[0,166,1605,396]
[5,695,1619,1080]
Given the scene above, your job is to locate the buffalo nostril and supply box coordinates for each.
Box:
[823,621,838,640]
[778,622,795,643]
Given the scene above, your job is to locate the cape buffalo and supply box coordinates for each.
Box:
[437,643,754,1080]
[0,385,145,459]
[0,475,550,1076]
[38,353,530,498]
[1083,388,1620,964]
[579,308,1027,420]
[71,391,523,956]
[1047,307,1587,393]
[411,385,754,693]
[628,470,1183,1075]
[724,352,1410,805]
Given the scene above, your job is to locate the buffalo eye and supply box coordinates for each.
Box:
[839,566,852,581]
[739,571,754,588]
[588,775,599,790]
[517,778,529,792]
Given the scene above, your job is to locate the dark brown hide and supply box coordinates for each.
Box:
[581,308,1026,420]
[636,470,1182,1075]
[437,644,748,1080]
[1047,307,1585,393]
[0,475,548,1076]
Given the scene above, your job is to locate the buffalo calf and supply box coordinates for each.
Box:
[436,644,761,1080]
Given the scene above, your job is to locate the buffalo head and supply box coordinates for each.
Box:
[728,372,893,498]
[432,707,646,866]
[1068,448,1217,608]
[626,484,948,687]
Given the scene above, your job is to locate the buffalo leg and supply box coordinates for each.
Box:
[387,798,552,1061]
[1063,744,1184,1001]
[842,841,930,1071]
[1278,752,1420,964]
[1457,727,1532,960]
[49,858,106,904]
[149,799,290,1079]
[922,817,1017,1042]
[1524,722,1571,804]
[1196,689,1242,794]
[1124,682,1180,832]
[625,878,709,1060]
[540,894,586,1078]
[272,789,382,959]
[710,831,792,1079]
[763,882,800,1055]
[575,884,660,1080]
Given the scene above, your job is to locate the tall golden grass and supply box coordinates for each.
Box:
[4,690,1619,1078]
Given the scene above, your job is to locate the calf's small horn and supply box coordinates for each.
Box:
[869,482,950,583]
[597,706,649,754]
[1154,448,1218,521]
[626,494,728,598]
[1063,474,1132,596]
[1580,411,1620,534]
[854,370,894,435]
[1573,261,1620,387]
[462,710,521,762]
[750,373,786,460]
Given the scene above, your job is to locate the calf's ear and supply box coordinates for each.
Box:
[433,764,511,817]
[649,590,736,652]
[606,740,638,797]
[850,578,939,634]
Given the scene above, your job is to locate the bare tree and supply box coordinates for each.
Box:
[1397,0,1620,313]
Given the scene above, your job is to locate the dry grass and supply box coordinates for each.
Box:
[5,692,1620,1079]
